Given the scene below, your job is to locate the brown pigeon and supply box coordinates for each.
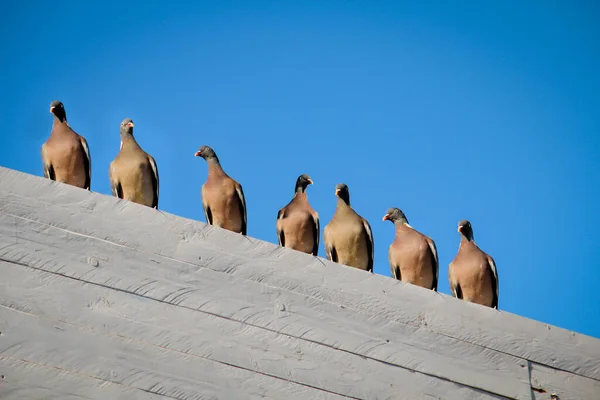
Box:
[448,220,499,309]
[109,118,159,209]
[323,183,374,271]
[276,174,320,255]
[41,100,91,190]
[195,145,247,235]
[382,207,438,290]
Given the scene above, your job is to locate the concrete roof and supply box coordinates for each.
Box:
[0,166,598,399]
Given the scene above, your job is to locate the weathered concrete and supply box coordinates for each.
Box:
[0,166,598,399]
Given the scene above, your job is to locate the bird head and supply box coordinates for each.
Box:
[194,145,217,160]
[120,118,134,134]
[335,183,350,205]
[457,219,474,241]
[295,174,313,193]
[49,100,66,121]
[382,207,409,225]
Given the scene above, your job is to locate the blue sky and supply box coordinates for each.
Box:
[2,1,599,338]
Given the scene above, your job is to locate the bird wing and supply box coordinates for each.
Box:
[234,182,247,235]
[147,154,159,209]
[361,218,375,273]
[79,136,92,190]
[487,255,499,309]
[108,162,122,198]
[41,144,54,180]
[201,184,212,224]
[448,262,458,298]
[388,245,399,279]
[323,224,333,261]
[426,237,440,291]
[311,211,320,256]
[276,208,285,246]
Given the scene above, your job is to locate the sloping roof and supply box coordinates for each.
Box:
[0,166,598,400]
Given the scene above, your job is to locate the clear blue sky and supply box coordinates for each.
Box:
[2,1,599,338]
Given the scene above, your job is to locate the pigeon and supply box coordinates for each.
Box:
[41,100,91,189]
[323,183,374,271]
[382,207,438,290]
[195,145,247,235]
[448,220,499,309]
[276,174,320,255]
[108,118,159,208]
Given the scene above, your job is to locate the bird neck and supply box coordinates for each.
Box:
[293,192,308,203]
[120,131,135,140]
[120,132,140,148]
[52,114,68,126]
[460,235,475,247]
[206,157,225,176]
[395,221,412,231]
[336,196,350,208]
[294,184,307,195]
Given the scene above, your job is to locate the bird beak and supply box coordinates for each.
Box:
[335,189,340,196]
[194,151,202,157]
[307,179,313,185]
[49,106,55,114]
[457,226,463,232]
[382,214,389,221]
[128,122,134,128]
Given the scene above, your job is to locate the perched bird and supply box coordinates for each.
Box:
[108,118,159,209]
[448,220,499,309]
[195,145,247,235]
[276,174,320,255]
[323,183,374,271]
[41,100,91,189]
[382,208,438,291]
